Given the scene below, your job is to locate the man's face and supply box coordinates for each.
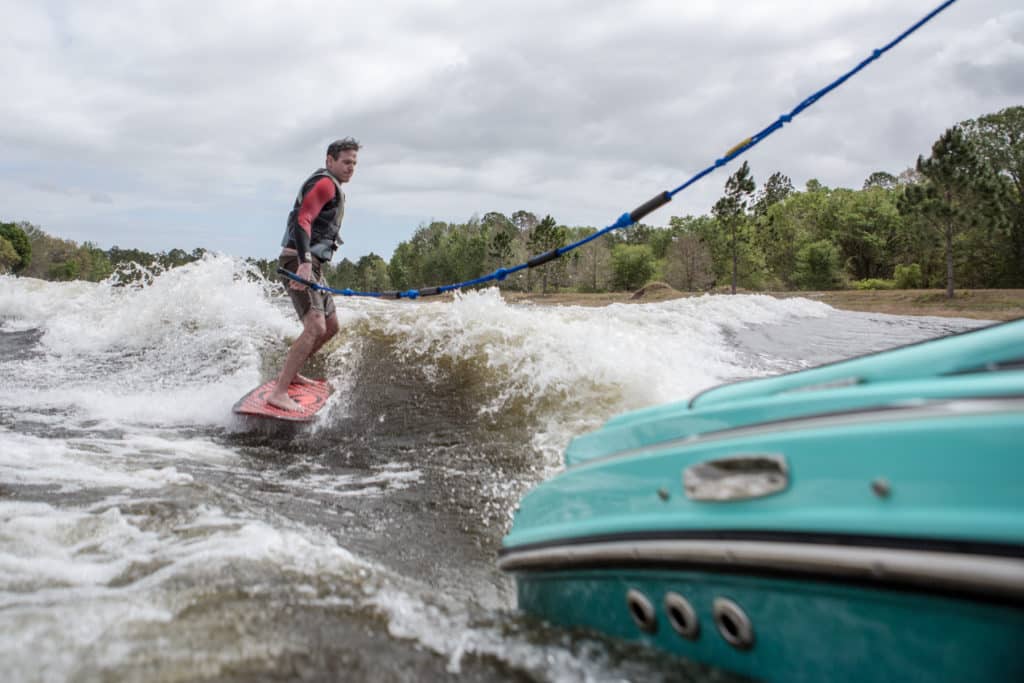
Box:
[327,150,358,183]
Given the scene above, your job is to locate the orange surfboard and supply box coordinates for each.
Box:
[232,379,332,422]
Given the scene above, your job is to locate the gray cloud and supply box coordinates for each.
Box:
[955,60,1024,97]
[949,10,1024,97]
[29,180,70,196]
[1,1,1021,258]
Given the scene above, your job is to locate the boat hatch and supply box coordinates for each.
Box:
[684,453,789,502]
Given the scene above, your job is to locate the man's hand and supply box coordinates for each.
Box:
[291,260,313,290]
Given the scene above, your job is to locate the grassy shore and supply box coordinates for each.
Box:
[501,285,1024,321]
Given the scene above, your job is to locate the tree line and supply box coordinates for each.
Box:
[4,106,1022,299]
[0,220,208,283]
[306,106,1022,298]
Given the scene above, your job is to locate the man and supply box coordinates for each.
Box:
[268,138,359,411]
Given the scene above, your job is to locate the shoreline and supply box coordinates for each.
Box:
[499,287,1024,322]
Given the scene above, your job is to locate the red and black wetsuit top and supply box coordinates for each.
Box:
[281,169,345,263]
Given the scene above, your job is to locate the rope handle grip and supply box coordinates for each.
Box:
[277,267,322,290]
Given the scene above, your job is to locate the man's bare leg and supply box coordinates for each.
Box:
[310,313,339,357]
[292,314,339,385]
[268,311,327,411]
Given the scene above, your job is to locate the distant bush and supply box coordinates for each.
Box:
[48,261,80,281]
[793,240,843,290]
[0,222,31,273]
[853,278,896,290]
[894,263,923,289]
[0,237,18,273]
[610,244,656,290]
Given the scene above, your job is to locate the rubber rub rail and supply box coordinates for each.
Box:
[280,0,960,299]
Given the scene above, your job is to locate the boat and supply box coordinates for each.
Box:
[499,318,1024,682]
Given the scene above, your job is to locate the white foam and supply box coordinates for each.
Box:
[0,496,375,681]
[369,586,667,681]
[0,430,194,492]
[0,256,294,356]
[0,256,312,430]
[0,503,160,592]
[279,462,424,499]
[3,259,833,439]
[361,287,833,459]
[0,500,366,598]
[384,288,830,411]
[0,315,38,332]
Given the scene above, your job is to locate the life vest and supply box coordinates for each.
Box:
[281,168,345,261]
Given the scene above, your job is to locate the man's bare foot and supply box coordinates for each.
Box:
[293,374,322,386]
[266,392,302,412]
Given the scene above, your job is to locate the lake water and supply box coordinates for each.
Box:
[0,256,989,682]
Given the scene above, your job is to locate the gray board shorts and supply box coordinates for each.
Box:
[278,253,337,320]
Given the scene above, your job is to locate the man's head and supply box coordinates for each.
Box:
[326,137,360,183]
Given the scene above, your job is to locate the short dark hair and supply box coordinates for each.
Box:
[327,137,361,158]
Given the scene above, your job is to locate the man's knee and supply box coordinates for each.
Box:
[324,314,340,338]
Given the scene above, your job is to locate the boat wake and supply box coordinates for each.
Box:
[8,256,977,681]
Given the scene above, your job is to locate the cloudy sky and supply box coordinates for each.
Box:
[2,0,1021,261]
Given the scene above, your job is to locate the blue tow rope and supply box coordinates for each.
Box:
[280,0,960,300]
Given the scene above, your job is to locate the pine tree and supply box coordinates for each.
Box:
[899,126,1006,298]
[527,215,566,293]
[753,171,794,216]
[960,106,1024,286]
[712,161,756,294]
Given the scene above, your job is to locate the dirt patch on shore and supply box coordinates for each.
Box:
[629,281,680,301]
[786,289,1024,321]
[499,287,1024,320]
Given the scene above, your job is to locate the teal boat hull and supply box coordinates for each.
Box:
[516,569,1024,683]
[500,319,1024,682]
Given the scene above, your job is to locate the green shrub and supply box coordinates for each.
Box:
[894,263,923,289]
[0,237,18,273]
[47,261,80,281]
[610,244,656,290]
[852,278,896,290]
[793,240,843,290]
[0,222,31,273]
